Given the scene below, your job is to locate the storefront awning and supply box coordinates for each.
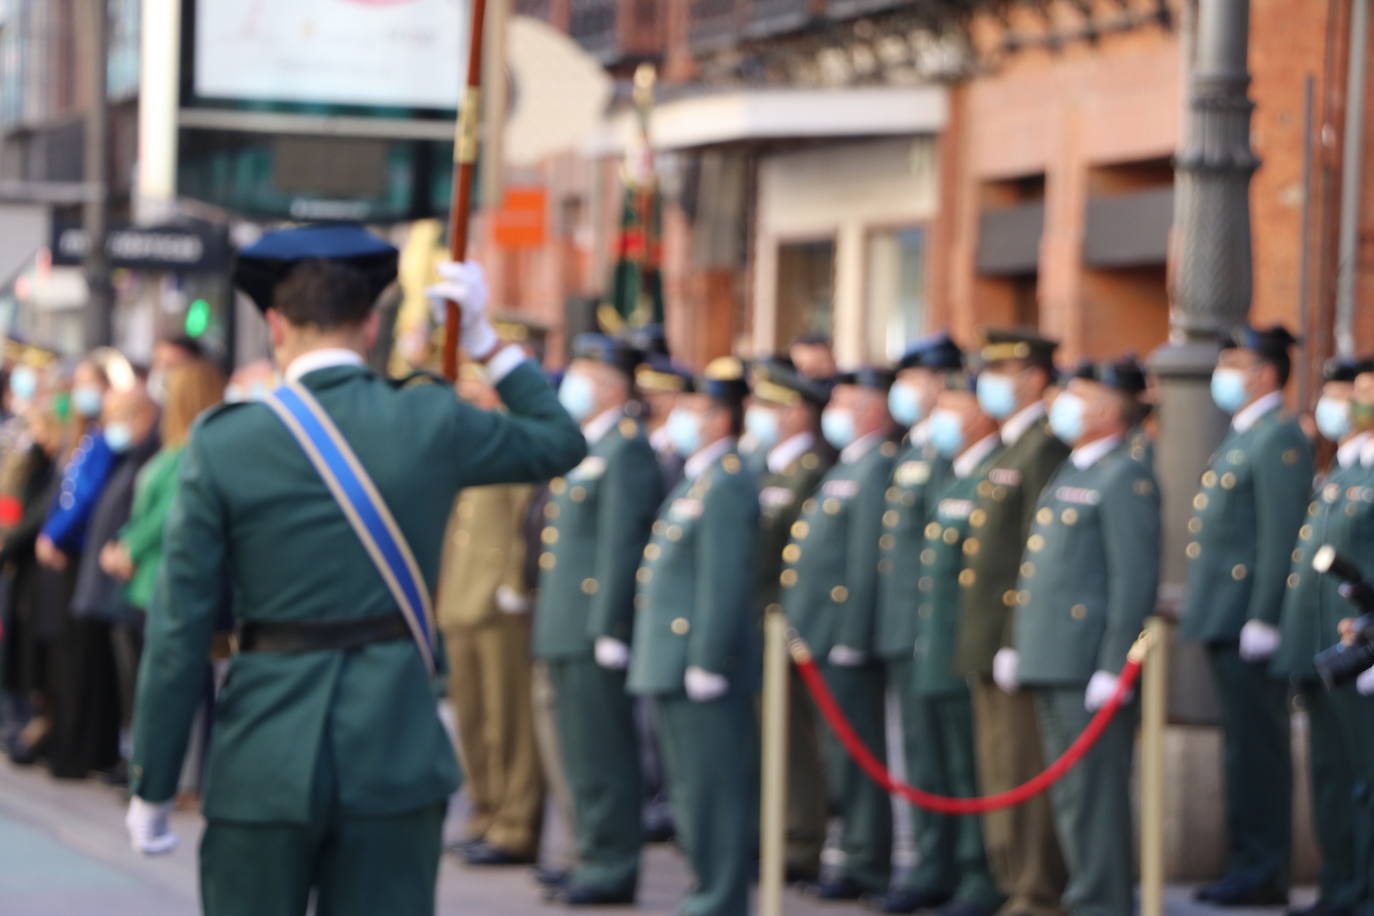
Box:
[582,85,948,155]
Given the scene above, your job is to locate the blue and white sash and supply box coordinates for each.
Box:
[264,381,437,676]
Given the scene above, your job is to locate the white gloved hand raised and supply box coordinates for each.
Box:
[993,648,1020,693]
[125,796,178,856]
[1239,620,1281,662]
[494,585,530,615]
[425,261,500,358]
[827,645,867,667]
[1084,670,1132,711]
[684,666,729,702]
[1356,666,1374,697]
[594,636,630,671]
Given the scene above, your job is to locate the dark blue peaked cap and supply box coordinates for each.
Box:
[232,224,399,313]
[835,366,896,392]
[1219,324,1300,359]
[571,333,643,379]
[896,331,964,372]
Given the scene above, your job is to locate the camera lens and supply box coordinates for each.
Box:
[1314,640,1374,689]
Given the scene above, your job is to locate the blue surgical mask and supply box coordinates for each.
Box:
[558,373,596,423]
[1210,368,1248,415]
[104,422,134,454]
[1048,392,1085,445]
[666,408,702,457]
[976,373,1017,420]
[1316,396,1351,442]
[821,408,857,450]
[888,382,925,428]
[744,405,780,451]
[72,385,104,419]
[928,408,964,458]
[9,366,36,402]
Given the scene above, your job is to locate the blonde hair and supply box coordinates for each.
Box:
[162,359,226,448]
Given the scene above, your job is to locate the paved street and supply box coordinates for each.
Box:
[0,756,1314,915]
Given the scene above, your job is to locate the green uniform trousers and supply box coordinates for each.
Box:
[820,662,892,894]
[1331,687,1374,914]
[655,692,756,916]
[1034,686,1135,916]
[547,657,641,894]
[199,744,446,916]
[785,666,829,876]
[888,657,954,898]
[1205,645,1291,890]
[903,683,1003,910]
[970,677,1067,916]
[1298,682,1362,910]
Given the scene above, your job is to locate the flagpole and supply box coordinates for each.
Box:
[443,0,490,381]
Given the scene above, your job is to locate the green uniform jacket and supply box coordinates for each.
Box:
[532,414,662,659]
[755,437,832,614]
[130,362,586,823]
[1014,441,1162,685]
[780,437,899,658]
[955,415,1070,677]
[876,439,952,660]
[1179,407,1313,644]
[913,452,998,696]
[119,444,184,611]
[1273,457,1374,680]
[629,447,760,695]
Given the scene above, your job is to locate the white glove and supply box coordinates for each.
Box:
[1085,670,1132,711]
[494,586,530,615]
[1239,620,1281,662]
[594,636,630,670]
[828,645,868,667]
[125,796,178,855]
[425,261,500,357]
[1356,666,1374,697]
[684,666,729,702]
[993,648,1020,693]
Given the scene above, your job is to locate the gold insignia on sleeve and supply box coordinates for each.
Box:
[880,441,898,458]
[619,418,638,438]
[1281,449,1298,466]
[723,454,741,474]
[802,453,819,471]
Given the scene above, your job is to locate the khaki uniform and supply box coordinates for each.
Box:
[436,483,543,857]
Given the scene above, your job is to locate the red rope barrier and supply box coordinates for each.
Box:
[790,634,1149,816]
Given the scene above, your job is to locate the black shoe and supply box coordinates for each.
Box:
[1197,878,1288,907]
[533,866,570,888]
[878,887,953,913]
[1289,904,1352,916]
[642,800,676,844]
[784,863,820,885]
[555,883,636,906]
[812,875,865,901]
[462,841,536,867]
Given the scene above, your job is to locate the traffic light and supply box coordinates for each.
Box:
[185,298,211,338]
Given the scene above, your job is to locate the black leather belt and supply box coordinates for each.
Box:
[234,613,412,654]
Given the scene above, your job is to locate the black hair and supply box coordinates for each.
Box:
[710,398,745,437]
[1259,352,1292,388]
[273,260,376,330]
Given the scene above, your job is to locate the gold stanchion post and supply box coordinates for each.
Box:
[1139,615,1171,916]
[758,612,789,916]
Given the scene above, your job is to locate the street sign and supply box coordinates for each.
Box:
[492,186,548,248]
[50,223,231,272]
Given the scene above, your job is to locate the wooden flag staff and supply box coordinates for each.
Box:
[443,0,490,381]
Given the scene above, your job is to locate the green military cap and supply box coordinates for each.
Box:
[1323,356,1364,384]
[834,365,896,392]
[1219,324,1300,359]
[980,328,1058,371]
[637,354,695,395]
[697,356,749,408]
[896,331,963,372]
[750,357,831,408]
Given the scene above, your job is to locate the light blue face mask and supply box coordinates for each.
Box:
[1210,368,1248,414]
[666,408,703,457]
[104,421,134,454]
[976,373,1017,420]
[928,409,964,458]
[821,408,857,450]
[744,405,780,451]
[1315,396,1351,442]
[9,366,36,402]
[1048,392,1085,445]
[888,382,925,428]
[72,385,104,419]
[558,373,596,422]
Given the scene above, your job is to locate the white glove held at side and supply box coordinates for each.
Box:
[494,586,530,615]
[594,636,630,671]
[684,666,729,702]
[125,796,178,856]
[425,261,500,357]
[828,645,867,667]
[1085,670,1132,711]
[993,648,1020,693]
[1356,666,1374,697]
[1239,620,1281,662]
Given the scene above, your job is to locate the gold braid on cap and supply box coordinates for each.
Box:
[636,367,688,394]
[705,356,744,381]
[980,341,1032,362]
[750,371,801,407]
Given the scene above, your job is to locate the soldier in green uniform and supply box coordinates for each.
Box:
[1181,325,1312,908]
[873,333,961,914]
[531,334,663,906]
[123,227,587,916]
[629,357,759,916]
[746,356,834,882]
[955,329,1069,916]
[781,366,899,901]
[1011,357,1161,916]
[909,378,1006,916]
[1273,357,1371,916]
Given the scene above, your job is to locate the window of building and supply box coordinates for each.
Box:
[775,238,835,348]
[866,226,926,360]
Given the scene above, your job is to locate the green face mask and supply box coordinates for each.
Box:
[53,392,71,423]
[1351,400,1374,430]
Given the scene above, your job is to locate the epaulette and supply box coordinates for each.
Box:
[391,370,449,390]
[190,399,258,435]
